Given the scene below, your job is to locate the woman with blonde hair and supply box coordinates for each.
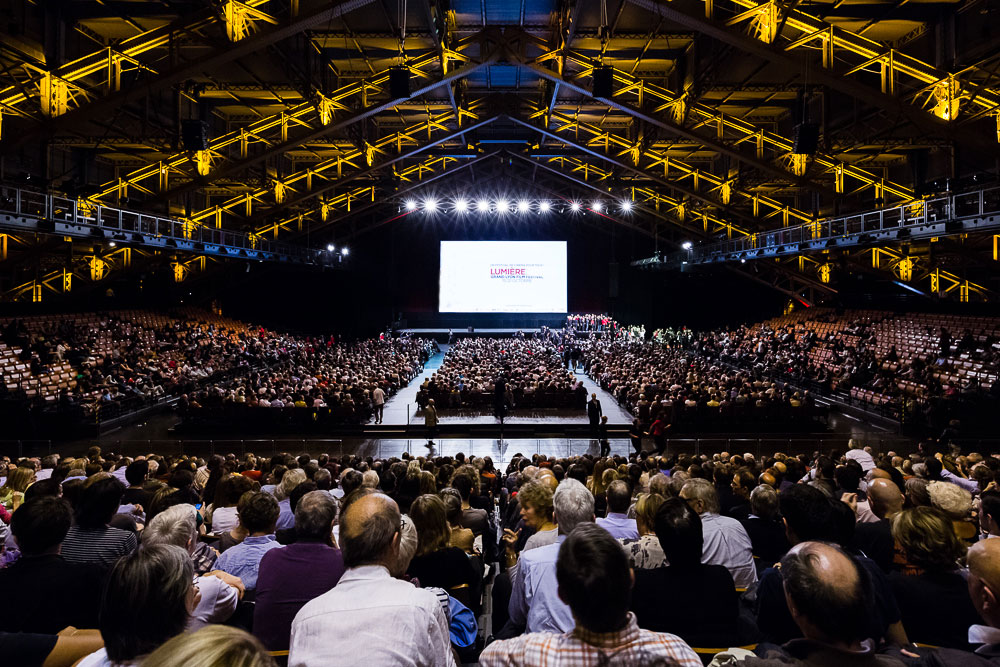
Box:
[621,493,667,569]
[406,494,479,591]
[889,506,980,648]
[141,625,275,667]
[0,466,34,510]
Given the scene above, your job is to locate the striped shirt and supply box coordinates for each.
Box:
[479,613,701,667]
[60,525,138,567]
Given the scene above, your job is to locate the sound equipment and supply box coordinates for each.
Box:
[792,122,819,155]
[181,120,209,151]
[389,67,410,98]
[592,66,614,99]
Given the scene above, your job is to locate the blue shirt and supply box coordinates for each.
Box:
[508,535,574,634]
[216,535,283,590]
[276,498,295,531]
[596,512,639,540]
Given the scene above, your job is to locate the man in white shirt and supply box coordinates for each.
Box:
[289,493,455,667]
[679,479,757,588]
[372,386,386,424]
[596,480,639,540]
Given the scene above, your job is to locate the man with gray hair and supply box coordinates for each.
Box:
[680,478,757,587]
[141,503,242,630]
[509,478,596,633]
[289,493,455,666]
[254,491,345,651]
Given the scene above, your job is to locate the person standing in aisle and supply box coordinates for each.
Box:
[587,393,603,437]
[424,399,438,449]
[372,386,385,424]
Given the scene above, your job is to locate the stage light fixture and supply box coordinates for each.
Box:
[454,199,469,213]
[327,244,335,252]
[424,198,438,212]
[539,201,551,213]
[592,201,603,212]
[405,199,417,211]
[517,199,530,213]
[109,241,116,248]
[620,200,633,212]
[497,199,509,213]
[681,241,693,250]
[741,258,746,264]
[570,201,581,212]
[342,247,350,256]
[476,199,490,212]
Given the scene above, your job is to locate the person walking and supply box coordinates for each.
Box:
[598,415,610,457]
[646,416,669,455]
[372,386,385,424]
[424,398,438,449]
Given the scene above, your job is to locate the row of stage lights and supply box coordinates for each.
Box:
[402,197,634,215]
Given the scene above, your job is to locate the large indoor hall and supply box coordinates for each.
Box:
[1,0,1000,666]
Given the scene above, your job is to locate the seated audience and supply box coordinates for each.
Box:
[679,478,757,588]
[509,479,595,634]
[596,480,639,540]
[406,494,479,591]
[60,475,137,568]
[215,491,282,590]
[77,544,195,666]
[619,492,667,569]
[255,490,344,651]
[141,625,276,667]
[0,496,103,633]
[141,504,243,630]
[889,506,982,649]
[289,493,454,666]
[630,497,740,647]
[0,627,104,667]
[481,523,701,667]
[739,484,789,572]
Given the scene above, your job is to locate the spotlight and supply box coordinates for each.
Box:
[496,199,509,213]
[341,247,349,256]
[109,241,116,248]
[476,199,490,212]
[570,201,581,212]
[539,201,551,213]
[454,199,469,213]
[424,198,437,212]
[620,200,633,212]
[517,199,530,214]
[327,244,336,252]
[741,258,746,264]
[592,201,603,212]
[405,199,417,211]
[681,241,693,250]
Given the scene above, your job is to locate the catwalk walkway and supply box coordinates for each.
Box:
[373,345,634,427]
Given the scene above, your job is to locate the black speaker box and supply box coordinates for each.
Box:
[181,120,209,151]
[592,67,614,99]
[389,67,410,99]
[792,122,819,155]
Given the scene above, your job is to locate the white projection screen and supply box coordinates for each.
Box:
[439,241,568,313]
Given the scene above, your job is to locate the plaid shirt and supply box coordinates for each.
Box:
[479,613,701,667]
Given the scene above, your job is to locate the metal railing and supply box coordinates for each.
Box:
[634,185,1000,268]
[0,185,341,267]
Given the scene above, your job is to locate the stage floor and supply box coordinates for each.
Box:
[375,346,634,426]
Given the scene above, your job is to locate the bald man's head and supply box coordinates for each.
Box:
[869,468,892,481]
[868,478,904,519]
[968,539,1000,627]
[537,470,558,492]
[340,493,401,569]
[781,541,872,646]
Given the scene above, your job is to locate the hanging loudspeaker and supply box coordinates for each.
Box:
[792,123,819,155]
[389,67,410,99]
[181,120,209,151]
[592,67,614,99]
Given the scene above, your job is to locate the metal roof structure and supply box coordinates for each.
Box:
[1,0,998,303]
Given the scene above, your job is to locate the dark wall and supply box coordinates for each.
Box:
[206,212,787,335]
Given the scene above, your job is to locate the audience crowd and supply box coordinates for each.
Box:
[0,437,998,666]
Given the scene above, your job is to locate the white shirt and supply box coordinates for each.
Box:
[188,574,239,631]
[846,448,876,472]
[289,565,455,667]
[211,506,239,534]
[700,513,758,588]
